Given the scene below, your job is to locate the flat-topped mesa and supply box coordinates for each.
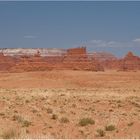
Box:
[67,47,86,56]
[62,47,104,71]
[8,47,104,72]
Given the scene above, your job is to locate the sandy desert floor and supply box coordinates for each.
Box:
[0,70,140,138]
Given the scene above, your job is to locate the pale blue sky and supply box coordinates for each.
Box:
[0,1,140,56]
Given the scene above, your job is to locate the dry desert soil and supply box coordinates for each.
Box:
[0,70,140,138]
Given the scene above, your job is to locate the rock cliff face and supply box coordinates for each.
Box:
[0,52,17,71]
[118,52,140,71]
[0,48,140,72]
[6,47,104,72]
[99,51,140,71]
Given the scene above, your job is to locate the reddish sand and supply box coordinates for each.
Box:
[0,70,140,138]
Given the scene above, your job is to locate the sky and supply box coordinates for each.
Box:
[0,1,140,57]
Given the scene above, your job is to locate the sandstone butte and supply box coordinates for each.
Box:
[0,47,140,72]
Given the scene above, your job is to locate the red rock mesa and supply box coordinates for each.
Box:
[0,47,140,72]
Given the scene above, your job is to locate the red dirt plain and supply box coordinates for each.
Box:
[0,70,140,138]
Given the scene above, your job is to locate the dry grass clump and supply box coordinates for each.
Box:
[60,117,69,123]
[12,115,32,127]
[51,114,58,120]
[128,122,134,126]
[47,108,53,114]
[105,124,116,131]
[22,120,32,127]
[79,118,95,126]
[96,129,105,137]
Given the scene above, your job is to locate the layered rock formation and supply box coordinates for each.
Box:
[8,47,104,72]
[119,52,140,71]
[0,52,16,71]
[0,47,140,72]
[99,51,140,71]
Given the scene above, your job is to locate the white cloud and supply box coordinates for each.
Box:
[24,35,36,39]
[90,40,103,44]
[133,38,140,42]
[87,40,120,48]
[74,39,140,49]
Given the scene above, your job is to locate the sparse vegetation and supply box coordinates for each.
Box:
[47,108,53,114]
[25,99,30,103]
[96,129,105,137]
[0,71,140,138]
[79,118,95,126]
[105,124,116,131]
[60,117,69,123]
[12,115,32,127]
[128,122,134,126]
[12,115,23,122]
[32,109,38,113]
[51,114,58,120]
[22,120,32,127]
[0,112,5,116]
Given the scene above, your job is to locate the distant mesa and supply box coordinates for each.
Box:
[0,47,140,72]
[67,46,86,56]
[125,51,134,58]
[119,51,140,71]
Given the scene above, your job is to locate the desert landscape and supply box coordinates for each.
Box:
[1,1,140,139]
[0,48,140,139]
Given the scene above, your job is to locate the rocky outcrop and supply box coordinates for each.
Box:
[0,48,140,72]
[0,52,16,71]
[9,47,104,72]
[118,52,140,71]
[100,51,140,71]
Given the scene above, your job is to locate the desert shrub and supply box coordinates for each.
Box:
[47,108,53,114]
[0,112,5,116]
[12,115,23,122]
[22,120,32,127]
[51,114,58,120]
[79,118,95,126]
[12,115,31,127]
[96,129,105,137]
[25,99,30,103]
[128,122,134,126]
[32,109,38,113]
[105,124,115,131]
[60,117,69,123]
